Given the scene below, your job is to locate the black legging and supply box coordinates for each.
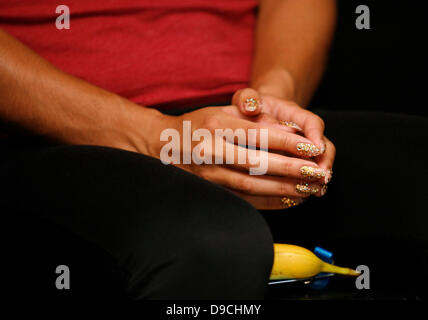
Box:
[1,110,427,300]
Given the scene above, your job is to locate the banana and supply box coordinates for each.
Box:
[270,243,360,280]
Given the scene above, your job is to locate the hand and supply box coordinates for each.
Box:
[220,88,336,208]
[230,87,335,175]
[141,106,329,210]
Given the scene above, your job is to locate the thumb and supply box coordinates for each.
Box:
[232,88,263,116]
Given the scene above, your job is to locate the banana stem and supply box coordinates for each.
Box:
[320,262,360,276]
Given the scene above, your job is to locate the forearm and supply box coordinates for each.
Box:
[251,0,336,106]
[0,29,161,153]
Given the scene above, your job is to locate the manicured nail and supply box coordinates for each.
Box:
[296,143,321,157]
[296,183,319,195]
[243,97,260,112]
[320,184,328,196]
[300,166,327,181]
[324,168,333,184]
[280,197,304,209]
[320,142,326,154]
[279,121,302,131]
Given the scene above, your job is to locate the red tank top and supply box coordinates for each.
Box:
[0,0,257,110]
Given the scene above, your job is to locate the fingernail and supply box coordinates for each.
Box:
[320,142,326,154]
[300,166,327,181]
[324,168,333,184]
[320,184,328,196]
[243,97,260,112]
[296,183,319,195]
[296,143,321,157]
[279,121,302,131]
[280,197,304,209]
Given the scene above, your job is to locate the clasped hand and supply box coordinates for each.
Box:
[154,88,335,210]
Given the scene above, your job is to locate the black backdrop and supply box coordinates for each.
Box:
[311,0,427,116]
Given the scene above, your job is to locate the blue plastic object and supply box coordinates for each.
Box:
[310,246,333,290]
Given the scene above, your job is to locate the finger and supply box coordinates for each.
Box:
[315,136,336,184]
[288,108,326,153]
[220,142,329,181]
[200,165,325,198]
[220,117,322,157]
[250,113,303,133]
[221,106,300,133]
[231,191,305,210]
[264,101,325,152]
[185,118,325,179]
[232,88,263,116]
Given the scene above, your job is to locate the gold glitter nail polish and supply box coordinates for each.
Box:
[296,143,321,157]
[325,168,333,184]
[320,184,328,196]
[280,197,302,209]
[300,166,327,180]
[244,97,259,112]
[296,183,319,194]
[279,120,302,131]
[321,142,326,154]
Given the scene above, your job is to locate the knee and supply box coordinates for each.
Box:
[116,168,274,299]
[162,191,274,299]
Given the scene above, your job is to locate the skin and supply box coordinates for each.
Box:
[231,0,337,208]
[0,0,336,210]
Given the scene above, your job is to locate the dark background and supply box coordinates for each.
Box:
[311,0,427,116]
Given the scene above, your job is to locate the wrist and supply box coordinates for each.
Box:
[119,99,169,158]
[251,68,296,101]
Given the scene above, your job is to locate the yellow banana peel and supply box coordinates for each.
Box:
[270,243,360,280]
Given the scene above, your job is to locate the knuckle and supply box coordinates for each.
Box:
[316,116,325,129]
[234,176,253,194]
[329,142,336,155]
[279,182,289,196]
[280,134,290,149]
[325,138,336,156]
[305,112,324,131]
[203,116,220,131]
[283,160,292,177]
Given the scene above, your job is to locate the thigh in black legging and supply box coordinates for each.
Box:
[1,145,273,300]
